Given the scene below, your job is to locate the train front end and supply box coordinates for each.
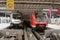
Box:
[30,12,47,30]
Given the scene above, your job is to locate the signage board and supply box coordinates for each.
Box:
[6,0,14,10]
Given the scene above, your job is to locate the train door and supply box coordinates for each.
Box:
[0,11,12,30]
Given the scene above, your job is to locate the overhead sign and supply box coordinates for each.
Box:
[6,0,14,10]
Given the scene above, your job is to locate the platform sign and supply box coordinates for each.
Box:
[6,0,14,10]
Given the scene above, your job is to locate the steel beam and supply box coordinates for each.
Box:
[0,1,60,5]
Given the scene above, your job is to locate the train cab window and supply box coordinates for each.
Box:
[13,14,21,19]
[35,13,46,22]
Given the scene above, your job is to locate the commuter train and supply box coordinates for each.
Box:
[11,13,22,28]
[23,11,48,30]
[43,8,60,29]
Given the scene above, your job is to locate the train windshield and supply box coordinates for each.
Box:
[35,13,47,22]
[13,14,21,19]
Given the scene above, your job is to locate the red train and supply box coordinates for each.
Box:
[23,11,48,30]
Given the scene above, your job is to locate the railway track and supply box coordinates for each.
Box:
[0,26,60,40]
[23,25,60,40]
[32,30,45,40]
[23,25,49,40]
[23,26,37,40]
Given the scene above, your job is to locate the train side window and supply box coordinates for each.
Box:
[0,13,5,17]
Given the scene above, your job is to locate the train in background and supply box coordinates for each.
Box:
[11,13,22,28]
[23,11,48,30]
[8,11,22,29]
[0,10,12,30]
[43,8,60,29]
[0,10,22,30]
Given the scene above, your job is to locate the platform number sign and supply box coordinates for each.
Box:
[6,0,14,10]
